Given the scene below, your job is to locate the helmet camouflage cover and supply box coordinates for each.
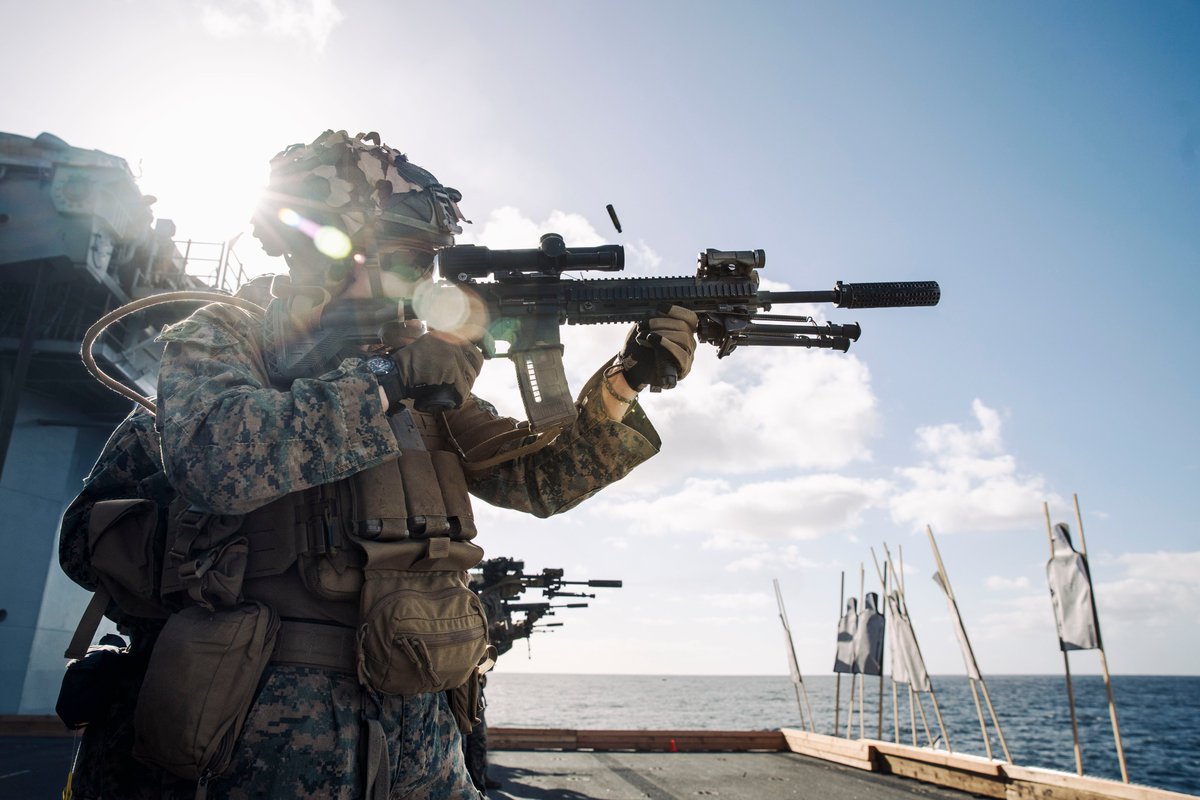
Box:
[252,130,467,275]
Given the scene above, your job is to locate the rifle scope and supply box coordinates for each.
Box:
[439,233,624,280]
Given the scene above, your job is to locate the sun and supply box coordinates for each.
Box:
[131,128,282,281]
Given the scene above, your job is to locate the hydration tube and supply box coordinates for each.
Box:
[81,291,266,415]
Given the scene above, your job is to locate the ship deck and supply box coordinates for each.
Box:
[0,735,973,800]
[486,749,974,799]
[1,718,1189,800]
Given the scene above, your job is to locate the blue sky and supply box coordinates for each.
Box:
[3,1,1198,678]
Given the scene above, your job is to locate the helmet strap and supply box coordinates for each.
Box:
[358,226,386,298]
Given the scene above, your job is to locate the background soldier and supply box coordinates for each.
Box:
[462,559,623,794]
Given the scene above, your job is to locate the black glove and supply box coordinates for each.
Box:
[619,305,700,390]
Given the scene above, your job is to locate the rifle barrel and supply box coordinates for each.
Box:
[762,281,940,310]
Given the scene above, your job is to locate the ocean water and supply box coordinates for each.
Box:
[484,673,1200,795]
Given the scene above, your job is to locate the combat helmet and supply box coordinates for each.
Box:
[251,130,467,294]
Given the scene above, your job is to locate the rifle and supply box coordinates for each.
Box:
[473,558,623,656]
[517,567,622,599]
[503,602,591,613]
[264,232,940,433]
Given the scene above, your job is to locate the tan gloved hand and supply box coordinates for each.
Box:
[619,305,700,389]
[392,331,484,411]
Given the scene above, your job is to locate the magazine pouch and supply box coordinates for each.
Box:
[296,474,363,601]
[355,537,489,697]
[161,503,249,612]
[133,601,279,781]
[88,499,168,619]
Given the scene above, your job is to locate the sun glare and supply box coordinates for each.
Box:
[129,124,283,279]
[278,208,353,259]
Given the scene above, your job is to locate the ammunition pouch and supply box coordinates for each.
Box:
[238,478,364,602]
[160,504,249,612]
[133,601,279,782]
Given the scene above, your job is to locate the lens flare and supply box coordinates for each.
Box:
[413,281,470,332]
[277,207,352,259]
[313,227,352,259]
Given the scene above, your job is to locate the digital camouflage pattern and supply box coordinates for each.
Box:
[156,303,401,515]
[153,299,659,796]
[159,665,480,800]
[157,303,660,516]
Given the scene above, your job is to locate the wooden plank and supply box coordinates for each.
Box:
[0,714,73,737]
[878,751,1007,799]
[873,739,1003,776]
[780,728,875,771]
[781,729,873,759]
[488,727,578,750]
[1002,763,1199,800]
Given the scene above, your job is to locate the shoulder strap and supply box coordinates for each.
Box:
[64,588,111,660]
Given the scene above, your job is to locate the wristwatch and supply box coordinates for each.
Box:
[365,355,404,414]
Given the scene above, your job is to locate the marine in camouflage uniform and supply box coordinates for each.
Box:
[154,301,663,800]
[147,131,698,800]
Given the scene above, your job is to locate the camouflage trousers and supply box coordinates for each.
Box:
[162,664,482,800]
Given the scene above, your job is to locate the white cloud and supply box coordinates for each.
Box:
[199,0,344,51]
[726,545,826,573]
[1095,551,1200,626]
[973,591,1057,644]
[599,473,892,545]
[985,575,1032,591]
[889,399,1058,532]
[700,592,772,610]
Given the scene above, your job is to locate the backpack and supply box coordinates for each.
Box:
[59,405,176,659]
[61,280,275,657]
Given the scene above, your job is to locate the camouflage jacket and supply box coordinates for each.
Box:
[156,303,660,517]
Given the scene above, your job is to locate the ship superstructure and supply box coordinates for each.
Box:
[0,131,242,712]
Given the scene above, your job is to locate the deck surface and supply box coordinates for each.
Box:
[486,749,975,799]
[1,736,977,800]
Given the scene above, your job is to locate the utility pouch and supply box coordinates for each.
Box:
[355,538,489,697]
[88,499,168,619]
[133,601,279,781]
[161,504,249,612]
